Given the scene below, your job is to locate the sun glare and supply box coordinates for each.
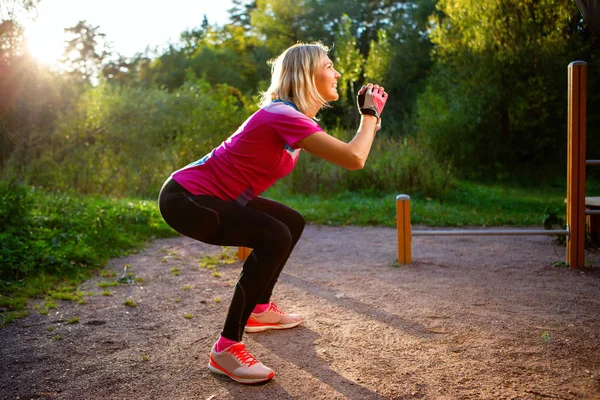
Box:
[24,26,65,67]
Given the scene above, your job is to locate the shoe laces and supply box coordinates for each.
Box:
[268,302,285,316]
[228,344,259,367]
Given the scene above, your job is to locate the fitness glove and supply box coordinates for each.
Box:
[357,85,388,119]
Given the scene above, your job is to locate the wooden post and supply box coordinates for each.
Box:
[396,194,412,264]
[237,247,251,261]
[566,61,587,268]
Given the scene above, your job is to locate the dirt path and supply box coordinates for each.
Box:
[1,224,600,400]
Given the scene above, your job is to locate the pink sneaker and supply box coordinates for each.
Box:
[208,343,274,384]
[245,303,304,333]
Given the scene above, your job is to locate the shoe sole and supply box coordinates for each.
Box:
[244,320,303,333]
[208,361,274,384]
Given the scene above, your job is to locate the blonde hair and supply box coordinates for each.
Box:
[259,42,331,115]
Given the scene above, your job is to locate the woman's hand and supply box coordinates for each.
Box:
[357,84,388,119]
[297,84,388,171]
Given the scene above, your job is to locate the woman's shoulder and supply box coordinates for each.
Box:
[261,103,319,127]
[262,102,303,118]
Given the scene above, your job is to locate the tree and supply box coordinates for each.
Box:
[228,0,257,31]
[333,15,364,104]
[418,0,584,178]
[364,29,392,84]
[62,20,110,85]
[250,0,310,53]
[0,0,39,62]
[302,0,404,52]
[382,0,437,133]
[0,0,44,168]
[101,54,135,86]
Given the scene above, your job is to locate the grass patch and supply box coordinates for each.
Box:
[48,289,84,302]
[198,247,236,280]
[0,180,569,327]
[266,180,565,227]
[123,299,136,307]
[1,182,175,325]
[0,309,29,327]
[97,281,119,288]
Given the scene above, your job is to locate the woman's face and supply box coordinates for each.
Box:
[314,55,341,102]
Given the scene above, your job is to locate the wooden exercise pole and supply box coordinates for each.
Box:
[396,194,412,264]
[238,246,251,261]
[566,61,587,268]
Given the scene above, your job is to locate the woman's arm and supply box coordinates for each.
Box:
[296,115,380,170]
[297,83,387,171]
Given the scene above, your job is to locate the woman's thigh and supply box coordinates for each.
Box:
[160,182,294,249]
[245,197,305,240]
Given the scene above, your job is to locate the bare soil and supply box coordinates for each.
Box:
[1,224,600,400]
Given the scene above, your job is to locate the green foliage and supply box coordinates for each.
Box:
[62,20,110,85]
[199,247,237,272]
[417,0,585,179]
[4,0,600,188]
[0,178,566,327]
[251,0,309,53]
[334,15,364,104]
[21,78,253,198]
[269,180,565,227]
[0,57,67,171]
[279,127,453,198]
[543,207,566,245]
[123,298,136,307]
[364,29,392,85]
[0,181,176,301]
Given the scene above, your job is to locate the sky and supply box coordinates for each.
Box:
[23,0,235,64]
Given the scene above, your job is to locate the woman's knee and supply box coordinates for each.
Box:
[270,222,295,251]
[288,209,305,241]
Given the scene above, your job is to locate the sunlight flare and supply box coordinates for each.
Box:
[25,27,65,66]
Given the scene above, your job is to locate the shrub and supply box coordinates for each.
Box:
[280,127,454,198]
[22,79,253,198]
[0,182,175,294]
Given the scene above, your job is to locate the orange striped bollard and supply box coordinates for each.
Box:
[396,194,412,264]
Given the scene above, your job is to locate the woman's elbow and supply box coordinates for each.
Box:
[345,155,366,170]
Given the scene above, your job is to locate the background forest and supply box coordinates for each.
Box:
[1,0,598,199]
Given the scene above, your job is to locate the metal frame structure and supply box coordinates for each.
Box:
[397,61,592,268]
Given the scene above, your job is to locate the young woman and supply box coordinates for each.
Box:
[158,42,388,384]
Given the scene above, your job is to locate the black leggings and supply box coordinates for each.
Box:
[158,178,305,341]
